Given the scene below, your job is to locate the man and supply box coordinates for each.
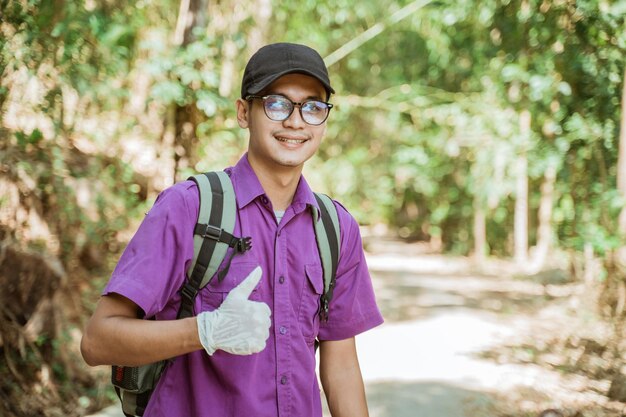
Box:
[81,42,383,417]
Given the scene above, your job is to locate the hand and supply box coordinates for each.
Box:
[196,266,271,355]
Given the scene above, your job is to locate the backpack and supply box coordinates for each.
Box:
[111,171,341,417]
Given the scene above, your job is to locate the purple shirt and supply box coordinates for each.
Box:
[104,154,384,417]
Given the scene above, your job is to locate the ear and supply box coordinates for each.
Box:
[236,98,249,128]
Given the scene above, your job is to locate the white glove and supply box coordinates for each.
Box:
[196,266,271,356]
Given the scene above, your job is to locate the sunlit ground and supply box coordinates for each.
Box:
[341,238,624,417]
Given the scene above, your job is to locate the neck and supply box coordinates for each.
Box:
[247,156,302,211]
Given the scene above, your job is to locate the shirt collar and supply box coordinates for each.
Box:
[228,154,265,209]
[229,153,320,216]
[292,172,320,217]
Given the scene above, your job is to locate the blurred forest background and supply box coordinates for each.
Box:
[1,0,626,416]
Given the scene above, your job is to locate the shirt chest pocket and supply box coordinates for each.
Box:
[298,264,323,343]
[200,262,262,312]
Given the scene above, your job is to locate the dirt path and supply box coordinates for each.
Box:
[355,239,624,417]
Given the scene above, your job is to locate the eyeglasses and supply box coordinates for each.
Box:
[245,94,333,126]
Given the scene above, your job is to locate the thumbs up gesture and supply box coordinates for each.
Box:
[197,266,272,356]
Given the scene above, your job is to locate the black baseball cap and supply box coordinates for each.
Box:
[241,42,335,99]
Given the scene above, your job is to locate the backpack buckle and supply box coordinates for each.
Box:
[202,224,223,241]
[236,236,252,253]
[180,283,198,302]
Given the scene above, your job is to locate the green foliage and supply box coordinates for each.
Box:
[305,0,624,256]
[2,0,624,256]
[148,33,226,115]
[2,0,626,414]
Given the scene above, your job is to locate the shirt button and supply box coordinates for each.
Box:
[261,196,269,205]
[280,376,288,385]
[279,326,287,335]
[279,276,285,284]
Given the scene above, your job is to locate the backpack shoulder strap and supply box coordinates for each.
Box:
[313,193,341,322]
[190,171,237,285]
[178,171,250,319]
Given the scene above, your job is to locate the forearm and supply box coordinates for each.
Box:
[321,364,369,417]
[319,339,369,417]
[82,315,201,366]
[81,294,203,367]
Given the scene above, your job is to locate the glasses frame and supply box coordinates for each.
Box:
[245,94,333,126]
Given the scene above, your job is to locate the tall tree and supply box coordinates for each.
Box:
[171,0,210,180]
[529,160,557,272]
[618,68,626,235]
[515,110,530,265]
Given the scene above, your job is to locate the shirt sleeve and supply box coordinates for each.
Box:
[318,202,384,341]
[103,181,199,318]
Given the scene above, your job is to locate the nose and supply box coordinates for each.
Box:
[282,105,306,129]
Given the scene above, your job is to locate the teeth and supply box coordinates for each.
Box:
[276,137,306,144]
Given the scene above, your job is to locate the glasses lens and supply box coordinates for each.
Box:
[301,100,329,125]
[264,96,292,121]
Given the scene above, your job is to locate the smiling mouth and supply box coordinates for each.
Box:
[275,136,307,145]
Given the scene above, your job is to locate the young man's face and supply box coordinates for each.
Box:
[237,73,328,174]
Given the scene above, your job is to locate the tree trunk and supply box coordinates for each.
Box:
[171,0,209,181]
[218,0,270,97]
[175,0,210,45]
[618,68,626,234]
[514,110,530,265]
[473,201,487,265]
[607,68,626,319]
[246,0,272,56]
[219,39,239,98]
[529,161,556,272]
